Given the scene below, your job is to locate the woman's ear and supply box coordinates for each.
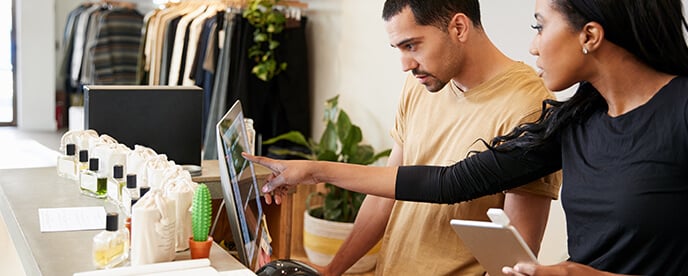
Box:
[579,21,604,53]
[449,13,471,42]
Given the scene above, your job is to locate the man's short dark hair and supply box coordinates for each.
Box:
[382,0,482,31]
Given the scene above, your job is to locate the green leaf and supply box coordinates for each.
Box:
[371,149,392,163]
[254,33,268,42]
[343,126,363,157]
[336,110,353,142]
[269,40,280,50]
[263,131,309,147]
[324,208,342,221]
[348,144,374,165]
[266,148,314,160]
[324,96,339,122]
[316,150,338,162]
[319,121,338,154]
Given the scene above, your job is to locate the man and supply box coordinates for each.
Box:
[318,1,561,275]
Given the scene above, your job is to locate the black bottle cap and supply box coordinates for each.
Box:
[139,186,150,197]
[105,212,118,231]
[89,158,99,171]
[113,165,124,179]
[65,144,76,156]
[79,150,88,162]
[126,174,137,188]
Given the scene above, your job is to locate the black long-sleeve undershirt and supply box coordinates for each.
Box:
[396,139,562,204]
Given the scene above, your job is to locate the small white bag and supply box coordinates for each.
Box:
[146,156,173,190]
[59,129,100,154]
[161,175,198,252]
[130,189,177,265]
[126,145,158,188]
[90,134,130,178]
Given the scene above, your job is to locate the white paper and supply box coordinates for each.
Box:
[72,259,221,276]
[218,269,256,276]
[38,206,106,232]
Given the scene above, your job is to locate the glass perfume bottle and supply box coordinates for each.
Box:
[139,186,150,198]
[92,212,129,269]
[107,165,125,203]
[78,150,89,174]
[57,143,78,180]
[121,174,139,217]
[80,158,107,198]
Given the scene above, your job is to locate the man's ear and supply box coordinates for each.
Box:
[579,21,604,53]
[449,13,471,42]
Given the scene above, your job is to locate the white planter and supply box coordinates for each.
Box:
[303,210,381,274]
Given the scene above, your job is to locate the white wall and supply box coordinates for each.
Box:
[302,0,405,152]
[15,0,57,130]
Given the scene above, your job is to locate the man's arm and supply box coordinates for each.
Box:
[503,191,552,256]
[321,143,403,276]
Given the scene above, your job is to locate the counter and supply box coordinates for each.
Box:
[0,166,249,276]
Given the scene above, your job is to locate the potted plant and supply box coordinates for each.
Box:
[243,0,288,81]
[189,183,213,259]
[263,95,391,272]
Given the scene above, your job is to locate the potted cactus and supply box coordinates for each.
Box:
[189,183,213,259]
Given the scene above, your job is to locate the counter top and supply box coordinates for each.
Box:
[0,166,248,276]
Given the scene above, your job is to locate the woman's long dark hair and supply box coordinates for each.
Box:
[493,0,688,151]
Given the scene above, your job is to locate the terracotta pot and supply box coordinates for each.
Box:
[188,236,213,259]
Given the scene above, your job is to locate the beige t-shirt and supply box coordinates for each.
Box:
[376,62,562,275]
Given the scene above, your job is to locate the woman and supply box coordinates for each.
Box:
[244,0,688,274]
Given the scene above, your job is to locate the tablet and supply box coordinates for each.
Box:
[450,219,538,276]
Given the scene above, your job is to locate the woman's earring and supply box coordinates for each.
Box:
[583,47,589,55]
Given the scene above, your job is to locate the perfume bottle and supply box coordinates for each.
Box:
[80,158,107,198]
[92,212,129,269]
[125,198,138,243]
[107,165,125,203]
[139,186,150,198]
[78,150,89,174]
[121,174,139,216]
[57,144,78,180]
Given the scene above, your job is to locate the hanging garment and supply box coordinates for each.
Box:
[228,16,311,156]
[202,12,236,160]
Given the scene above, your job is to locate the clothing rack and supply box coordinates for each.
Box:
[90,0,137,9]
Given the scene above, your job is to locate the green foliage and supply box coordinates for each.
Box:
[243,0,288,81]
[264,95,392,222]
[191,184,212,242]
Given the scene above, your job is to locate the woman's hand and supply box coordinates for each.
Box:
[503,261,618,276]
[242,153,320,205]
